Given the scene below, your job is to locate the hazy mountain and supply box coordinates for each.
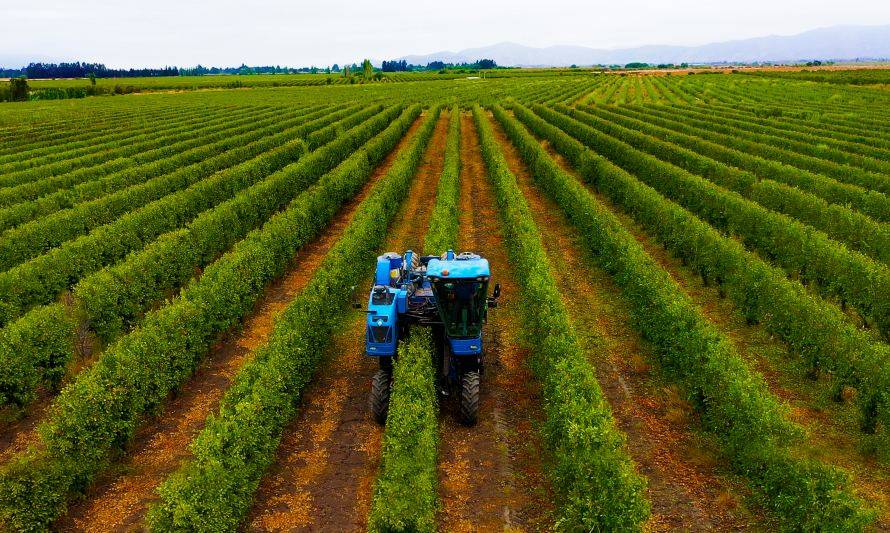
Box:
[397,25,890,67]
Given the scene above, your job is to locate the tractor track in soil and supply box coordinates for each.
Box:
[52,114,426,532]
[244,112,448,532]
[533,126,889,527]
[494,115,760,531]
[435,113,552,532]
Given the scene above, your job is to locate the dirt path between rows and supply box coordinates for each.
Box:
[245,112,448,532]
[435,113,552,532]
[493,115,761,531]
[53,114,425,532]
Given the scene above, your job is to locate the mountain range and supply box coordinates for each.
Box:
[396,25,890,67]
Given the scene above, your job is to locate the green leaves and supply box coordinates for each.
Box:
[147,104,435,531]
[479,105,650,531]
[368,328,438,533]
[507,101,876,530]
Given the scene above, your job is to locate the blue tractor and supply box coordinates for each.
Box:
[361,250,500,425]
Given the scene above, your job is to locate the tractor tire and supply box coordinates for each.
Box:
[459,371,480,426]
[370,370,392,425]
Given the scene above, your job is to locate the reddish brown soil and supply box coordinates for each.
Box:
[245,112,448,532]
[52,113,425,532]
[435,114,553,532]
[0,397,51,464]
[496,118,761,531]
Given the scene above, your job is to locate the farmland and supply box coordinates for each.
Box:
[0,70,887,531]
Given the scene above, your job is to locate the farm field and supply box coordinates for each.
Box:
[0,70,888,531]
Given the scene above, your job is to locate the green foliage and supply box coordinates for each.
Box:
[506,102,877,529]
[146,105,435,531]
[615,105,890,223]
[548,103,890,341]
[0,105,401,410]
[9,77,28,101]
[475,105,650,531]
[423,105,462,254]
[367,328,439,533]
[576,105,890,264]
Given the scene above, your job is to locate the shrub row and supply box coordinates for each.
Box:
[0,105,288,167]
[574,105,890,264]
[0,106,276,206]
[423,105,462,254]
[0,105,420,532]
[626,104,890,196]
[0,106,337,231]
[498,104,874,530]
[546,104,890,341]
[368,108,459,532]
[679,101,890,155]
[0,104,249,189]
[0,105,383,326]
[0,103,222,167]
[0,107,148,154]
[0,105,401,409]
[477,105,650,530]
[658,101,890,177]
[145,105,432,531]
[618,105,890,224]
[0,104,270,176]
[513,101,889,450]
[0,104,226,160]
[367,329,439,533]
[0,104,354,268]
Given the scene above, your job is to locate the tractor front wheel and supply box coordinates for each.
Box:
[370,370,392,425]
[459,371,480,426]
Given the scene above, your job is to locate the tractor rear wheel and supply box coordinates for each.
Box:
[459,371,480,426]
[370,370,392,425]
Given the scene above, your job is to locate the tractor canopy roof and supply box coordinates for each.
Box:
[427,254,490,280]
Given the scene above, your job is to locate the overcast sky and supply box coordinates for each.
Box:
[3,0,890,67]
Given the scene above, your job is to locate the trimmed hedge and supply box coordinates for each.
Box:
[0,104,229,188]
[514,101,890,441]
[0,105,400,410]
[0,104,367,272]
[423,105,462,254]
[496,104,874,530]
[612,105,890,223]
[0,105,418,531]
[145,105,433,531]
[368,108,457,532]
[0,104,340,232]
[0,105,384,327]
[367,328,438,533]
[476,105,650,530]
[546,104,890,341]
[575,105,890,264]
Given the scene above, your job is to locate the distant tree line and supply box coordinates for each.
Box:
[0,62,179,79]
[379,59,499,72]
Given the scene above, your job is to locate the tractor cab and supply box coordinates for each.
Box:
[427,252,491,357]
